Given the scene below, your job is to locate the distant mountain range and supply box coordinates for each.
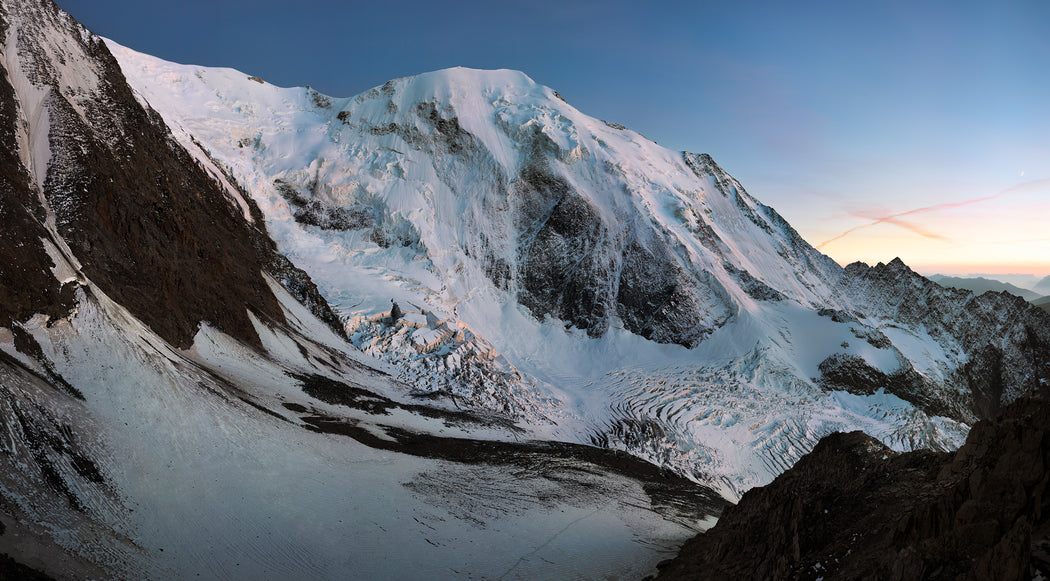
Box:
[927,275,1048,302]
[1035,295,1050,315]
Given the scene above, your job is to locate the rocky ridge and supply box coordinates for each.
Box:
[0,0,344,350]
[837,258,1050,421]
[927,274,1044,302]
[655,397,1050,580]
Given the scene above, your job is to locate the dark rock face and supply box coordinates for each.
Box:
[0,0,347,349]
[520,190,613,336]
[510,154,726,344]
[656,398,1050,581]
[514,150,605,333]
[260,245,343,335]
[275,178,423,251]
[40,35,281,348]
[616,236,717,346]
[0,12,76,329]
[724,262,786,302]
[513,148,732,346]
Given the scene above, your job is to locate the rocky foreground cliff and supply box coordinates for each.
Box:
[655,397,1050,580]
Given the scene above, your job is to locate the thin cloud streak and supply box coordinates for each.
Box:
[877,217,953,243]
[817,178,1050,250]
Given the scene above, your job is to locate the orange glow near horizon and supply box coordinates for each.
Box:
[799,177,1050,278]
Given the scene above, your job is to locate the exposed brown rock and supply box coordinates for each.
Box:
[656,398,1050,580]
[37,33,284,349]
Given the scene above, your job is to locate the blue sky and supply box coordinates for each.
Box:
[57,0,1050,275]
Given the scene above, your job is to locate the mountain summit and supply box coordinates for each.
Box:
[114,53,846,348]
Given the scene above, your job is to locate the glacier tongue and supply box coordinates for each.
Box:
[103,40,987,499]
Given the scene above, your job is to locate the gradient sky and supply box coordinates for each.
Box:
[55,0,1050,276]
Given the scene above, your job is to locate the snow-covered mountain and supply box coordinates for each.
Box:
[1,0,1048,577]
[111,37,1049,492]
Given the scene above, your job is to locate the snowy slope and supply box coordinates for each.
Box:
[106,42,1024,502]
[10,272,709,579]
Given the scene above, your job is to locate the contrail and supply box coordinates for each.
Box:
[876,216,953,243]
[817,178,1050,250]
